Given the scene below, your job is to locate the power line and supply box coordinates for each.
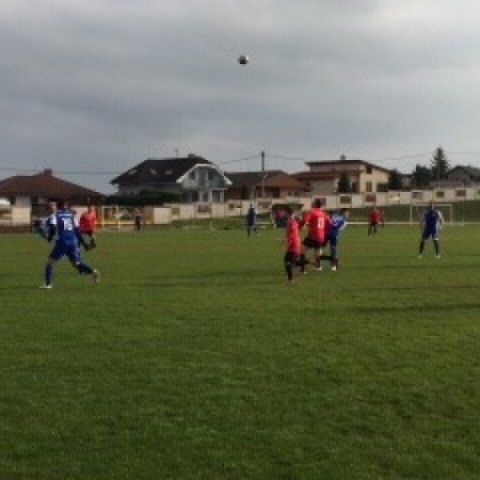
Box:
[217,153,261,166]
[447,151,480,155]
[372,152,433,164]
[1,149,478,178]
[265,152,307,162]
[265,151,435,166]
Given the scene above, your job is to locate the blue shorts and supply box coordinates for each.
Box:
[49,240,80,263]
[325,234,338,247]
[422,228,439,241]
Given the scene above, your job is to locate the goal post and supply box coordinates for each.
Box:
[99,205,135,230]
[409,203,453,226]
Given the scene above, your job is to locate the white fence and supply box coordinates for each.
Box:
[0,206,31,227]
[1,186,479,228]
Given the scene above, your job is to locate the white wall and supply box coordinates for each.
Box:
[153,207,172,224]
[7,186,478,227]
[11,207,31,225]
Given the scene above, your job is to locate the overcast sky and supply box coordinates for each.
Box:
[2,0,480,193]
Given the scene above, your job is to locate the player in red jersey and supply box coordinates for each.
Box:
[283,206,304,282]
[368,206,381,235]
[298,198,331,270]
[79,205,97,249]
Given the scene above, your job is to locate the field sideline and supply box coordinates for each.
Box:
[1,225,480,479]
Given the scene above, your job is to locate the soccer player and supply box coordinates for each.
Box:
[298,198,331,271]
[283,206,303,282]
[79,205,97,249]
[246,204,257,236]
[322,208,348,270]
[418,202,444,258]
[33,201,56,240]
[368,206,381,235]
[134,208,143,231]
[40,200,100,289]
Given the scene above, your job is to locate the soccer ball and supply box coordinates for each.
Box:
[238,54,249,65]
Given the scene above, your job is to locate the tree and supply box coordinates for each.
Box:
[337,171,352,193]
[411,164,433,188]
[388,169,403,190]
[431,147,450,181]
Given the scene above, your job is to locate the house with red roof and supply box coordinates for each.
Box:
[293,158,391,194]
[0,169,104,209]
[225,170,305,200]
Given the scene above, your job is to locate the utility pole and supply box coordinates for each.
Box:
[261,151,265,198]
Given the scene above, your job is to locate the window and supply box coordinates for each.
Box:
[189,170,196,180]
[197,203,211,213]
[412,191,423,201]
[366,165,373,174]
[435,190,445,199]
[366,181,373,193]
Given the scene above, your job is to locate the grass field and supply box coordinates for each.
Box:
[1,224,480,479]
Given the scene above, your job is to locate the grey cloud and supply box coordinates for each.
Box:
[1,1,480,192]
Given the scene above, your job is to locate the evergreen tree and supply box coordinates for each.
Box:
[337,171,352,193]
[430,147,450,181]
[412,164,433,188]
[388,169,403,190]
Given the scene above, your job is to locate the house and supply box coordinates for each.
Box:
[399,173,413,190]
[293,158,391,195]
[224,170,305,200]
[0,169,104,209]
[110,154,232,203]
[446,165,480,186]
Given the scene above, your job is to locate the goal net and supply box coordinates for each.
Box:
[409,203,453,226]
[99,206,138,230]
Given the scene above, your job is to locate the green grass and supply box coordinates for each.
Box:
[348,199,480,223]
[1,225,480,479]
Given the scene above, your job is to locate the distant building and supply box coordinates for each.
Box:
[225,170,305,200]
[399,173,413,190]
[110,154,232,203]
[0,168,103,208]
[293,158,391,195]
[445,165,480,186]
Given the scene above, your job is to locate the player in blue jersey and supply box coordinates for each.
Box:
[33,201,56,240]
[40,200,100,288]
[418,202,444,258]
[318,209,348,270]
[326,208,348,270]
[246,204,257,236]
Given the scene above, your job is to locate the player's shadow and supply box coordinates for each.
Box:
[138,269,275,288]
[352,284,478,291]
[352,302,480,313]
[0,285,38,292]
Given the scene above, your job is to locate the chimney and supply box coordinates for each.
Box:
[43,168,53,176]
